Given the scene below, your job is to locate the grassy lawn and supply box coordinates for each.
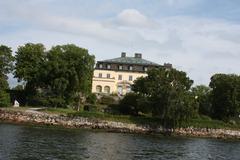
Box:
[43,107,76,115]
[2,107,31,112]
[184,117,240,129]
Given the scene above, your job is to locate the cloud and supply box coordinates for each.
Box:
[0,1,240,86]
[115,9,155,28]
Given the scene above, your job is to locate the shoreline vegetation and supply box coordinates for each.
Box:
[1,107,240,139]
[1,43,240,140]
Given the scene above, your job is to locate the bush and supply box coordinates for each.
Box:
[83,104,98,112]
[118,93,150,116]
[99,95,118,105]
[0,90,11,107]
[105,104,121,114]
[86,93,97,104]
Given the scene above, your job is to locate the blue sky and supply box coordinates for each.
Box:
[1,0,240,86]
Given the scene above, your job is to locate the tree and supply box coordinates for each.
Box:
[14,43,46,85]
[0,76,11,107]
[209,74,240,121]
[14,43,46,106]
[0,45,14,76]
[0,45,14,107]
[45,44,95,109]
[191,85,212,116]
[132,68,194,128]
[119,93,150,115]
[14,43,95,108]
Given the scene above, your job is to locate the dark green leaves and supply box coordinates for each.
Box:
[210,74,240,120]
[14,43,95,108]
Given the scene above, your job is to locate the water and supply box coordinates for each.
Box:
[0,123,239,160]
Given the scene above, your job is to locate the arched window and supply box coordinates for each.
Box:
[104,86,110,94]
[96,85,102,93]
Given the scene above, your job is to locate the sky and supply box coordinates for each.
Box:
[0,0,240,87]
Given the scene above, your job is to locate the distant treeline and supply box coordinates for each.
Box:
[0,43,240,128]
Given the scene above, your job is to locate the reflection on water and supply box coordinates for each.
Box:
[0,123,239,160]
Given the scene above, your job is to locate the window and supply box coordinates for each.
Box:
[107,74,110,78]
[118,75,122,80]
[99,64,103,69]
[129,75,133,81]
[119,65,123,70]
[126,86,131,93]
[104,86,110,94]
[129,66,133,70]
[96,85,102,93]
[107,64,111,69]
[99,73,102,78]
[144,67,148,72]
[118,85,123,95]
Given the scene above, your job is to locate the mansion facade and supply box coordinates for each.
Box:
[92,52,172,95]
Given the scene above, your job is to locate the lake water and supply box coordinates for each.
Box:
[0,123,239,160]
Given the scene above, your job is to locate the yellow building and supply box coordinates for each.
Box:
[92,52,171,95]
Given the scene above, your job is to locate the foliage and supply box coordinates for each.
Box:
[0,45,14,107]
[209,74,240,121]
[14,43,46,84]
[83,104,99,112]
[14,43,95,108]
[86,93,97,104]
[0,45,14,76]
[118,93,150,115]
[191,85,212,116]
[0,89,11,107]
[99,95,118,105]
[9,85,26,106]
[132,67,195,128]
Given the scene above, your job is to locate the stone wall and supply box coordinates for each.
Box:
[0,109,239,139]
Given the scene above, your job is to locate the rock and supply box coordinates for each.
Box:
[0,109,240,139]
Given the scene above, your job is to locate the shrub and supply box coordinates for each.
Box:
[99,95,118,105]
[83,104,98,112]
[0,90,11,107]
[118,93,150,116]
[86,93,97,104]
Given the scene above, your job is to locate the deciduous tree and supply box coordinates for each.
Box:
[209,74,240,121]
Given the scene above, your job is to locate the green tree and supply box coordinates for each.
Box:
[14,43,46,106]
[0,76,11,107]
[132,68,194,128]
[0,45,14,107]
[119,93,150,115]
[14,43,46,83]
[14,43,95,108]
[209,74,240,121]
[0,45,14,76]
[46,44,95,109]
[191,85,212,116]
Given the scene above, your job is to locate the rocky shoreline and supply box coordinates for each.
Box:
[0,108,240,139]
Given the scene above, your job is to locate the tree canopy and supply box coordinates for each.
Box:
[191,85,212,116]
[0,45,14,107]
[209,74,240,121]
[14,43,95,108]
[131,67,195,128]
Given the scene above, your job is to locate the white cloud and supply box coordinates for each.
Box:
[1,3,240,86]
[115,9,155,28]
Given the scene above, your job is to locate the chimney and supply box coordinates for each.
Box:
[134,53,142,59]
[164,63,172,69]
[121,52,126,57]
